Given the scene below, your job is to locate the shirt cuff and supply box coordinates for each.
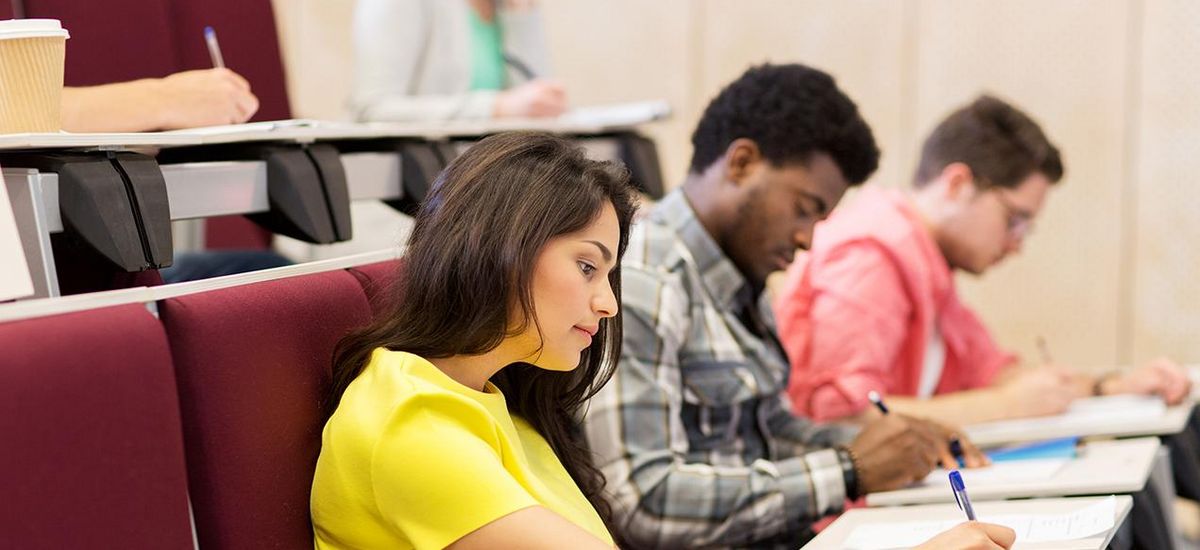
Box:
[778,449,846,529]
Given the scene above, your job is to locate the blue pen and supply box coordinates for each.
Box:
[949,470,977,521]
[870,390,965,463]
[204,26,225,69]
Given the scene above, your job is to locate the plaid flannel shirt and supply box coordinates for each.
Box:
[582,190,858,549]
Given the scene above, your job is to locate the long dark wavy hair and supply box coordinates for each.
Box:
[328,131,637,525]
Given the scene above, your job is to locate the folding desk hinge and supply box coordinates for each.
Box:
[158,142,352,244]
[0,151,172,271]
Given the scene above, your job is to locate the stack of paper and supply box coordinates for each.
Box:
[966,395,1166,442]
[917,458,1069,487]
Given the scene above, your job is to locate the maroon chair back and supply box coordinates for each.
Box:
[168,0,292,122]
[160,270,372,549]
[170,0,294,247]
[22,0,289,250]
[23,0,180,85]
[0,304,195,549]
[347,259,404,317]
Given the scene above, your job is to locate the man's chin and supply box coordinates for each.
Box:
[954,260,988,276]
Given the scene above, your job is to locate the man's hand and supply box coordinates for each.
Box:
[1100,357,1192,405]
[997,366,1076,418]
[917,417,990,469]
[848,414,942,493]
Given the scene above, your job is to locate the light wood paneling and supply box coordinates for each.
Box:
[914,0,1132,367]
[697,0,912,190]
[1132,0,1200,363]
[541,0,697,188]
[271,0,358,120]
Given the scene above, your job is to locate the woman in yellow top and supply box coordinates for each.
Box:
[311,131,635,549]
[309,131,1018,550]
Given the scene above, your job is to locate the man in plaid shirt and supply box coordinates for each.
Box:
[582,64,981,548]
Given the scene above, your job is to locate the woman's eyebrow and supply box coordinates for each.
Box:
[584,240,613,263]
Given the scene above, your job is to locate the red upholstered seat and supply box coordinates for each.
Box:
[160,270,372,549]
[347,259,404,317]
[0,304,195,549]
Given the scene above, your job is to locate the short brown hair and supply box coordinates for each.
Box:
[914,94,1064,189]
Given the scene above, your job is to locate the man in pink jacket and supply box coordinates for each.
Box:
[775,94,1191,425]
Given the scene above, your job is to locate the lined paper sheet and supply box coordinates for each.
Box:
[557,100,671,127]
[842,496,1116,549]
[918,458,1069,486]
[160,119,326,136]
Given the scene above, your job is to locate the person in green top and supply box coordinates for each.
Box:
[351,0,567,122]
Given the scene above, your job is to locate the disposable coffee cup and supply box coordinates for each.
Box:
[0,19,70,133]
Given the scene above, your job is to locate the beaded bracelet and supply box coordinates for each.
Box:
[835,446,861,500]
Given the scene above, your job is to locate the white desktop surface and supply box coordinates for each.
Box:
[804,495,1133,550]
[866,437,1159,506]
[965,399,1194,447]
[0,101,671,151]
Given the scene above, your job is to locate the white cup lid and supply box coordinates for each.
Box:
[0,19,70,40]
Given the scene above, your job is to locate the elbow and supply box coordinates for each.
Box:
[598,477,670,549]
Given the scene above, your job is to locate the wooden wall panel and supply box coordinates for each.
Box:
[913,0,1132,367]
[1132,0,1200,363]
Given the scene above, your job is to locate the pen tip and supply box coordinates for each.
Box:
[867,390,880,402]
[205,26,214,36]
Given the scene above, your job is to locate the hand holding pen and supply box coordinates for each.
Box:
[145,25,259,129]
[949,470,977,520]
[868,391,989,468]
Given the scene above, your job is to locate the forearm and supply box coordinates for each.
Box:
[765,393,859,455]
[885,387,1016,425]
[62,80,165,133]
[605,450,848,548]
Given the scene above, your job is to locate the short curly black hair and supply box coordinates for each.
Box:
[689,63,880,184]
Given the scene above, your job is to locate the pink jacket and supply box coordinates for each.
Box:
[775,188,1016,421]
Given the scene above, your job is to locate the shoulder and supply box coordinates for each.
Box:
[813,190,927,264]
[337,351,502,451]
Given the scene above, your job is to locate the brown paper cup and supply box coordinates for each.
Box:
[0,20,69,133]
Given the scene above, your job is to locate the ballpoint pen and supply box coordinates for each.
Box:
[871,390,965,463]
[867,390,889,414]
[502,53,537,81]
[949,470,977,521]
[1036,335,1053,364]
[204,26,225,69]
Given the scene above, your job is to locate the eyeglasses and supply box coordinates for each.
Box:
[991,190,1035,238]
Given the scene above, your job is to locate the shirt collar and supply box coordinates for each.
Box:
[887,189,954,306]
[651,189,750,310]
